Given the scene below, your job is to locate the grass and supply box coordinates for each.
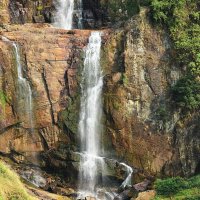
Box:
[0,161,37,200]
[154,175,200,200]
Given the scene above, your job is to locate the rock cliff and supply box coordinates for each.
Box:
[0,24,91,164]
[101,9,199,177]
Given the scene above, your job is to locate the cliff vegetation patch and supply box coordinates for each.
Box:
[151,0,200,111]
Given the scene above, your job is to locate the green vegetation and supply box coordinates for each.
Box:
[151,0,200,111]
[101,0,140,21]
[0,161,37,200]
[0,90,6,107]
[172,75,200,110]
[0,90,6,119]
[36,6,43,11]
[121,73,129,86]
[156,105,169,122]
[154,175,200,199]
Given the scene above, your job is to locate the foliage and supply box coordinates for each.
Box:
[101,0,140,21]
[155,105,169,122]
[37,6,43,11]
[139,0,151,6]
[121,73,129,86]
[155,177,188,196]
[188,175,200,188]
[154,175,200,199]
[151,0,200,111]
[0,90,6,107]
[0,90,6,119]
[172,76,200,110]
[0,161,37,200]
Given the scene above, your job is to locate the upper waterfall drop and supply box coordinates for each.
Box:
[53,0,83,29]
[78,31,103,197]
[53,0,74,30]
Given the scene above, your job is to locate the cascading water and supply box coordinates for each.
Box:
[120,163,133,188]
[53,0,83,29]
[13,43,34,129]
[1,36,47,187]
[76,0,83,29]
[2,36,33,130]
[78,31,103,197]
[53,0,74,29]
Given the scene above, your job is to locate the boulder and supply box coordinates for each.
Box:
[133,179,151,192]
[135,190,156,200]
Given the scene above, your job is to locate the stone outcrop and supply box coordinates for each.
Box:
[101,8,200,177]
[134,190,156,200]
[0,0,141,28]
[0,0,10,25]
[42,147,139,184]
[0,24,91,164]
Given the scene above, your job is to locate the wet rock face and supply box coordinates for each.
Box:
[0,24,91,162]
[0,0,139,28]
[174,114,200,176]
[8,0,53,24]
[101,8,199,177]
[42,147,138,184]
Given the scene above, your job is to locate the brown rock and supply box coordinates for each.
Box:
[134,190,156,200]
[0,24,93,162]
[133,179,151,192]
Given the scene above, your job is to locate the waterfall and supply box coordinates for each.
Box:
[2,36,33,130]
[53,0,83,29]
[13,43,34,129]
[76,0,83,29]
[53,0,74,30]
[120,163,133,188]
[78,31,103,197]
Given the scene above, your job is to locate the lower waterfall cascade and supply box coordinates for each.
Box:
[77,32,133,199]
[78,31,103,198]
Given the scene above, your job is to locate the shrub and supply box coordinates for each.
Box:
[155,177,188,196]
[151,0,200,111]
[188,175,200,188]
[172,75,200,110]
[185,196,200,200]
[101,0,140,21]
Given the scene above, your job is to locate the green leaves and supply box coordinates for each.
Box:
[172,76,200,110]
[151,0,171,22]
[103,0,140,21]
[154,175,200,199]
[151,0,200,110]
[0,90,6,118]
[155,177,189,196]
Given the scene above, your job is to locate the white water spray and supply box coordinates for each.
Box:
[78,31,103,197]
[120,163,133,188]
[2,36,33,130]
[53,0,74,30]
[76,0,83,29]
